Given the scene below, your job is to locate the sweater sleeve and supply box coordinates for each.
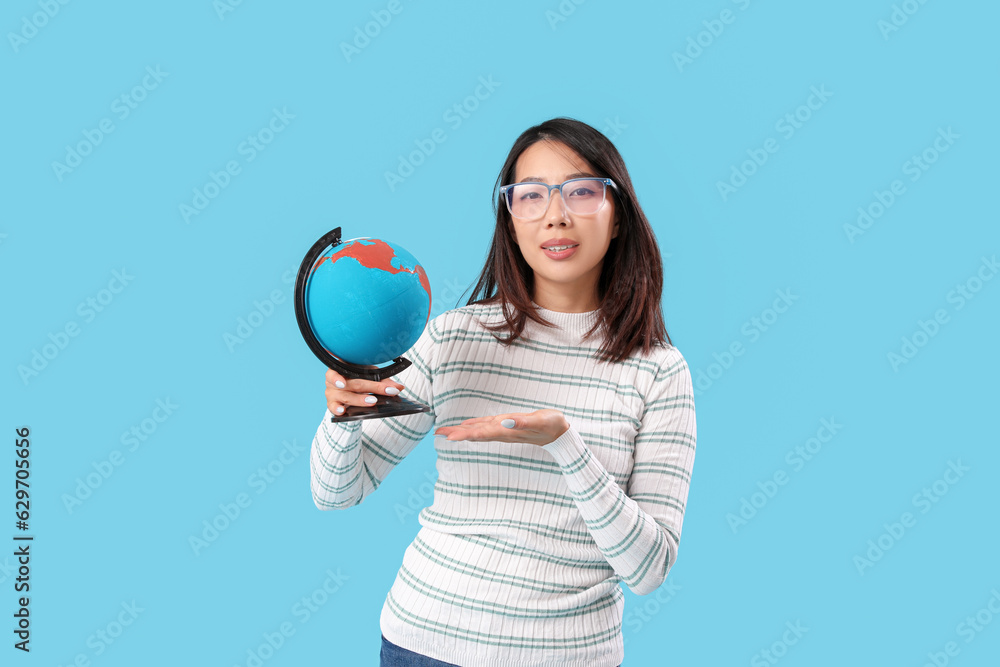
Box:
[540,347,697,595]
[310,319,438,510]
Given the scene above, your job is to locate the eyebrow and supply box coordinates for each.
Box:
[517,172,594,183]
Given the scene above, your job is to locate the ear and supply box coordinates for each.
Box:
[611,219,620,239]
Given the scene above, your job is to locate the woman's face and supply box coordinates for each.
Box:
[509,140,618,310]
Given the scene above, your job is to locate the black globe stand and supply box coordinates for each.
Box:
[294,227,432,423]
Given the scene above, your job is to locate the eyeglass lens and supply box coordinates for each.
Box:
[506,179,607,219]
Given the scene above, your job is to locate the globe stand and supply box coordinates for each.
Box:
[293,227,432,423]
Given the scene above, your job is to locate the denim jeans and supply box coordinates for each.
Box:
[380,634,460,666]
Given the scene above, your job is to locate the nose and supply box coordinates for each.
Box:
[544,188,570,226]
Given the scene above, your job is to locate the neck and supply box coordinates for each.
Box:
[531,286,600,313]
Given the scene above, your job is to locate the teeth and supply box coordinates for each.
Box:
[544,244,577,252]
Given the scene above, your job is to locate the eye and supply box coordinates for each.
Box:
[564,179,603,198]
[512,184,547,201]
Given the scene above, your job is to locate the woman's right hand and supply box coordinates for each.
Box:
[325,368,405,417]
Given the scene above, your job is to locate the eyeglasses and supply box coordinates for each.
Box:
[499,177,617,221]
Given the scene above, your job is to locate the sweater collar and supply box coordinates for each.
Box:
[529,301,599,337]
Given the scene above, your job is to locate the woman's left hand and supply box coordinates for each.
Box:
[434,409,570,447]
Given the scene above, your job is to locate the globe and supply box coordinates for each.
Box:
[304,237,431,366]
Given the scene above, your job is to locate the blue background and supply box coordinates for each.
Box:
[3,1,998,665]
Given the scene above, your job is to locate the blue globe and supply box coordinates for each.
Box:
[305,237,431,366]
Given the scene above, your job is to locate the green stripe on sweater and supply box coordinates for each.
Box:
[386,591,623,649]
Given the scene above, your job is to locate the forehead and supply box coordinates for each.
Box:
[514,140,593,181]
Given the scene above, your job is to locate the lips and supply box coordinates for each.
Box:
[541,244,579,260]
[541,238,579,250]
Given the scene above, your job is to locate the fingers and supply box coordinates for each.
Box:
[435,426,479,442]
[436,420,514,441]
[437,425,511,442]
[324,369,404,393]
[458,413,526,427]
[457,416,494,426]
[435,410,568,446]
[324,368,405,416]
[461,415,520,428]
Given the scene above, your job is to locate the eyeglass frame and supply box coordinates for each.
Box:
[498,177,619,220]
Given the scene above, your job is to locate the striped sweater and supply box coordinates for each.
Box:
[310,302,697,667]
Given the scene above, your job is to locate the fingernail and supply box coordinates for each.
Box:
[385,387,400,396]
[501,419,515,428]
[334,406,344,414]
[365,396,378,404]
[335,381,345,389]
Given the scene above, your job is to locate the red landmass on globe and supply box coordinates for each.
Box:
[311,239,432,314]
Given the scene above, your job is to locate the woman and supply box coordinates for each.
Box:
[311,117,697,667]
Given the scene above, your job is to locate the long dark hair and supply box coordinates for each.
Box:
[462,117,671,364]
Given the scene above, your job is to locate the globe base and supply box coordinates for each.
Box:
[330,394,431,422]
